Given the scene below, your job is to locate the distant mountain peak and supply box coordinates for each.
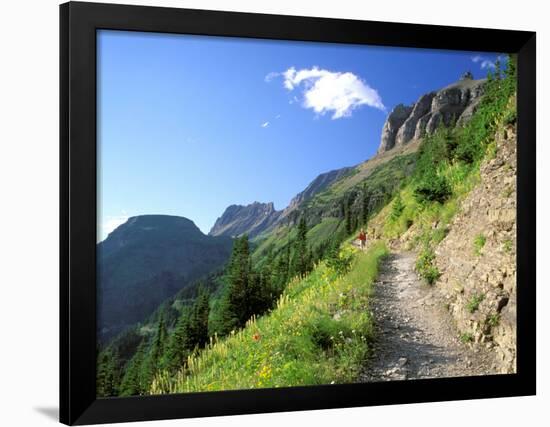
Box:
[209,202,281,238]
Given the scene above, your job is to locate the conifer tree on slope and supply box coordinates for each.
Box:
[96,348,120,397]
[188,286,210,349]
[119,340,146,396]
[293,217,311,277]
[219,235,251,334]
[163,308,193,373]
[141,314,167,390]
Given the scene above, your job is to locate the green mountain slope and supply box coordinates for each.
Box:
[98,215,233,341]
[151,242,388,393]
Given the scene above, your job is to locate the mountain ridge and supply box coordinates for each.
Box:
[208,165,354,238]
[211,75,485,239]
[209,201,282,238]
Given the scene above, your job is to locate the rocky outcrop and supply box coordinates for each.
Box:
[378,76,486,154]
[395,92,435,147]
[284,166,353,213]
[433,121,517,373]
[209,202,282,238]
[377,104,413,153]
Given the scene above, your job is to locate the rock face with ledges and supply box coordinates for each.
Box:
[396,92,435,147]
[433,120,517,373]
[378,75,486,154]
[378,104,413,153]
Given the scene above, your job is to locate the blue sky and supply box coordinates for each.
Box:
[97,30,499,241]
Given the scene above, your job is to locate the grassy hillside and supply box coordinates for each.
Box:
[250,151,417,269]
[151,242,388,393]
[98,57,517,397]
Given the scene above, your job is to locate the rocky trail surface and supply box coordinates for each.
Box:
[361,252,498,381]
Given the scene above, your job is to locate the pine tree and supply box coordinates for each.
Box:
[503,54,516,95]
[292,217,311,277]
[119,340,146,396]
[273,242,290,291]
[188,286,210,349]
[96,348,120,397]
[219,236,251,334]
[345,196,353,235]
[141,314,167,390]
[163,309,192,373]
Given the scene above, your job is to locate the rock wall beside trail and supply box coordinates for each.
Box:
[434,123,517,373]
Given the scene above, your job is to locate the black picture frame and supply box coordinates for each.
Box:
[60,1,536,425]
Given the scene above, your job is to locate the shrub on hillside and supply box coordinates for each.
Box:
[503,108,517,126]
[389,193,405,222]
[413,170,452,204]
[326,243,354,276]
[453,126,483,164]
[415,247,440,285]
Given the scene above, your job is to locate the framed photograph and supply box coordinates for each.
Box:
[60,1,536,425]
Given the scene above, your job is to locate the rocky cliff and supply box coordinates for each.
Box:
[209,202,282,238]
[433,120,517,373]
[378,75,486,154]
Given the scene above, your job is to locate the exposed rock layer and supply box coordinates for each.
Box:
[378,77,486,154]
[433,123,517,373]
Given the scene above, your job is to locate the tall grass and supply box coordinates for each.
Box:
[150,242,388,394]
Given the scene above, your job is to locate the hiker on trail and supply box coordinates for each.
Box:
[358,228,367,251]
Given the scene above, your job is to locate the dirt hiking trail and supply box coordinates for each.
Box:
[361,252,498,381]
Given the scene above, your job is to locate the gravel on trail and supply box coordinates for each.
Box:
[361,252,499,382]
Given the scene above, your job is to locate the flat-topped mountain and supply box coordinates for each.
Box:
[98,215,233,340]
[378,75,486,154]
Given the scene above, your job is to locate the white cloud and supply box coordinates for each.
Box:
[471,54,504,70]
[264,71,279,82]
[261,121,270,128]
[278,66,385,119]
[275,114,281,119]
